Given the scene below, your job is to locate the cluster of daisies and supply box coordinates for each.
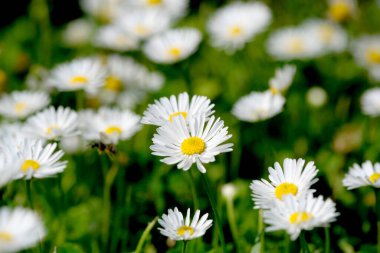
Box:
[250,158,339,240]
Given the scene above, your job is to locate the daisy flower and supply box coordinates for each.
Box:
[143,28,202,64]
[125,0,189,20]
[327,0,357,23]
[269,65,296,94]
[266,27,323,60]
[24,106,79,140]
[80,0,121,22]
[141,92,214,127]
[81,108,141,144]
[250,158,318,209]
[361,88,380,117]
[0,91,50,119]
[342,161,380,189]
[158,207,212,241]
[150,115,232,173]
[264,194,339,240]
[94,25,139,52]
[351,35,380,68]
[207,1,272,53]
[0,151,18,188]
[0,136,67,180]
[46,57,107,94]
[232,91,285,122]
[62,18,95,48]
[116,8,172,40]
[0,207,46,253]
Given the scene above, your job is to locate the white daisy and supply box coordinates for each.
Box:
[141,92,214,126]
[361,87,380,117]
[0,136,67,180]
[264,194,339,240]
[125,0,189,20]
[327,0,357,23]
[81,108,141,144]
[24,106,79,140]
[0,150,18,188]
[150,115,233,173]
[117,90,146,109]
[94,24,139,52]
[116,8,172,40]
[351,35,380,68]
[269,65,296,94]
[0,91,50,119]
[158,207,212,241]
[232,90,285,122]
[143,28,202,64]
[60,135,88,154]
[250,158,318,209]
[46,57,107,94]
[207,1,272,53]
[343,161,380,190]
[62,18,95,48]
[0,207,46,253]
[302,19,347,53]
[80,0,122,22]
[266,27,323,60]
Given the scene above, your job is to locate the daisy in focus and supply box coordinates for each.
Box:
[150,115,232,173]
[158,207,212,241]
[269,65,296,94]
[125,0,189,20]
[361,88,380,117]
[327,0,357,23]
[343,161,380,189]
[142,92,214,126]
[0,207,46,253]
[143,28,202,64]
[46,57,107,94]
[263,194,339,240]
[0,91,50,119]
[94,25,139,52]
[207,1,272,53]
[24,106,79,140]
[232,91,285,122]
[80,107,141,144]
[250,158,318,209]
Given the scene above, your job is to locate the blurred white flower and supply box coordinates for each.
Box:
[306,86,328,108]
[343,161,380,189]
[62,18,95,47]
[94,25,139,52]
[46,57,107,94]
[24,106,79,140]
[125,0,189,20]
[117,90,146,109]
[327,0,357,23]
[250,158,318,209]
[80,0,123,22]
[60,135,88,154]
[150,115,232,173]
[221,183,238,200]
[0,207,46,253]
[158,207,212,241]
[0,150,18,188]
[232,90,285,122]
[207,1,272,53]
[361,87,380,117]
[0,91,50,119]
[351,35,380,68]
[142,92,214,126]
[269,64,296,93]
[264,194,339,240]
[143,28,202,64]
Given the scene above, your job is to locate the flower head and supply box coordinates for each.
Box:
[125,0,189,20]
[327,0,357,22]
[351,35,380,68]
[343,161,380,190]
[269,65,296,94]
[94,25,139,52]
[361,88,380,117]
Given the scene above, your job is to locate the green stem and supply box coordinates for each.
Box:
[200,173,226,253]
[134,217,158,253]
[226,198,240,253]
[76,90,85,110]
[300,232,310,253]
[188,170,199,210]
[230,123,242,180]
[284,232,291,253]
[376,189,380,253]
[324,227,330,253]
[258,209,265,253]
[25,180,34,209]
[182,240,188,253]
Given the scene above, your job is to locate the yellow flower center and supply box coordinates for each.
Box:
[0,232,12,242]
[21,159,40,173]
[275,182,298,200]
[181,137,206,155]
[14,102,27,114]
[369,172,380,184]
[319,25,334,42]
[46,124,60,135]
[367,49,380,64]
[289,211,313,224]
[288,38,304,53]
[177,226,194,236]
[168,111,188,122]
[328,2,351,22]
[134,25,148,36]
[147,0,162,6]
[104,76,123,92]
[168,47,182,58]
[270,87,279,94]
[70,75,88,85]
[105,125,122,135]
[229,26,243,37]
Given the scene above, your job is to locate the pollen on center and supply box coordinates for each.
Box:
[147,0,162,6]
[169,111,188,122]
[367,49,380,64]
[21,159,40,173]
[46,124,60,135]
[289,211,313,224]
[168,47,182,58]
[181,137,206,155]
[329,2,350,22]
[177,225,194,236]
[70,75,88,85]
[105,125,122,135]
[229,25,243,37]
[14,102,27,113]
[275,182,298,200]
[369,172,380,184]
[0,231,12,242]
[288,38,304,53]
[104,75,123,92]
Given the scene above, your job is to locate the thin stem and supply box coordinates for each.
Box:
[76,90,85,110]
[182,240,188,253]
[230,123,242,180]
[324,227,330,253]
[258,209,265,253]
[188,170,199,210]
[134,217,158,253]
[284,232,291,253]
[25,180,34,209]
[300,232,310,253]
[200,173,226,253]
[226,198,240,253]
[376,189,380,253]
